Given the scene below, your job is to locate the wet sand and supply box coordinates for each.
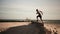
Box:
[0,22,60,34]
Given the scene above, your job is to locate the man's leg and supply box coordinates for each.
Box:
[39,16,43,23]
[40,18,43,23]
[39,17,44,26]
[36,16,38,21]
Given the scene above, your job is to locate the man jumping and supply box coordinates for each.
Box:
[36,9,43,23]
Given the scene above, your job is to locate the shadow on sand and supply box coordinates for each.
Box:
[0,21,46,34]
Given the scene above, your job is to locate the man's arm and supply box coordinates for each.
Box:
[40,11,43,15]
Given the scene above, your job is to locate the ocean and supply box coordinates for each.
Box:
[43,20,60,24]
[0,19,60,24]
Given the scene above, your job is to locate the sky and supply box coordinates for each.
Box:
[0,0,60,20]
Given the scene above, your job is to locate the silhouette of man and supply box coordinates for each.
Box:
[36,9,43,23]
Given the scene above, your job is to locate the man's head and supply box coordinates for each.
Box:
[36,9,38,11]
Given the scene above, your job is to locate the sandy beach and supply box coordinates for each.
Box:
[44,23,60,34]
[0,22,31,32]
[0,22,60,34]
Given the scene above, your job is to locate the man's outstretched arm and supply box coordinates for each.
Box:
[40,11,43,15]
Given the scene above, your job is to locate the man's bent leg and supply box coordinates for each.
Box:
[36,16,38,21]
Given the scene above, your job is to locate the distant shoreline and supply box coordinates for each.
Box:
[0,19,60,21]
[0,20,60,24]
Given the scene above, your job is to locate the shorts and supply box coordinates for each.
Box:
[37,15,42,18]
